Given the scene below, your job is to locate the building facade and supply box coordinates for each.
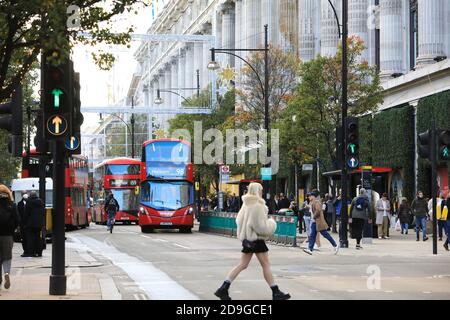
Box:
[129,0,450,199]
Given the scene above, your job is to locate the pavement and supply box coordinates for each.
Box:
[1,222,450,300]
[0,234,148,300]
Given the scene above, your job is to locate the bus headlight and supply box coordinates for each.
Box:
[186,207,194,215]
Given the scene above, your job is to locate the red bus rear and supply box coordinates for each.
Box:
[139,139,195,233]
[22,149,90,229]
[92,158,140,225]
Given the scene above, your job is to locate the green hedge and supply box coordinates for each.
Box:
[371,104,415,200]
[417,90,450,196]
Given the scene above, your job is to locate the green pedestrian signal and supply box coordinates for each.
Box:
[52,89,63,108]
[438,130,450,161]
[348,143,356,154]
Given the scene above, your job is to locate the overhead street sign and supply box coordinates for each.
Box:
[47,115,67,136]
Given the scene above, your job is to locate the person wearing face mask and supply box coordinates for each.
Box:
[411,191,429,242]
[17,191,29,257]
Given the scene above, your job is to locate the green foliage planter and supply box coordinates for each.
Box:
[417,90,450,196]
[371,105,415,200]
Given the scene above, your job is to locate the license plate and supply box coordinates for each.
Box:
[160,222,173,226]
[122,217,129,220]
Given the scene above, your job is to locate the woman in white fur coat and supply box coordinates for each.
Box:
[214,183,291,300]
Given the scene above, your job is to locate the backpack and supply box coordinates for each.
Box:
[355,197,368,211]
[106,198,118,212]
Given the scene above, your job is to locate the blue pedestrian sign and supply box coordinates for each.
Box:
[261,167,272,181]
[46,115,67,136]
[347,157,359,169]
[65,135,80,151]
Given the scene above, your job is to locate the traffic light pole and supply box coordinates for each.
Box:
[49,140,66,295]
[340,0,349,248]
[431,121,438,255]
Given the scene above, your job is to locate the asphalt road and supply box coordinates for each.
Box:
[67,223,450,300]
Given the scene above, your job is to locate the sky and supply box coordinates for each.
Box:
[74,2,153,133]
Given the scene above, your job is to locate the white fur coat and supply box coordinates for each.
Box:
[236,194,277,241]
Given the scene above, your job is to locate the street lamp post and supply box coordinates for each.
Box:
[155,70,201,105]
[100,113,135,159]
[208,25,271,203]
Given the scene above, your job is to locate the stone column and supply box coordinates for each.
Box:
[445,0,450,59]
[379,0,404,79]
[235,0,244,73]
[299,0,316,62]
[279,0,299,52]
[416,0,446,67]
[321,0,341,57]
[193,41,203,97]
[171,59,178,108]
[269,0,282,47]
[164,65,171,128]
[221,2,236,67]
[185,43,194,90]
[348,0,370,62]
[178,49,186,95]
[244,0,262,48]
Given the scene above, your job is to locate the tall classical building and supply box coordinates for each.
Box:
[129,0,450,198]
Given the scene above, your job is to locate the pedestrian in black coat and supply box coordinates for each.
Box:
[23,191,45,257]
[0,184,19,289]
[17,191,29,256]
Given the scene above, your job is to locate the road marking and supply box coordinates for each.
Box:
[154,238,169,242]
[134,293,148,300]
[423,291,432,294]
[309,289,319,293]
[71,234,199,300]
[347,290,356,293]
[384,290,394,293]
[173,243,190,250]
[141,235,152,239]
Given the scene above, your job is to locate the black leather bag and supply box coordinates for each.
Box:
[242,239,256,250]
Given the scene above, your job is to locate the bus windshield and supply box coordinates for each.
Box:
[106,189,139,212]
[140,181,193,211]
[106,164,140,175]
[145,141,190,164]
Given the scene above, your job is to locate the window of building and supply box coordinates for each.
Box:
[409,0,419,70]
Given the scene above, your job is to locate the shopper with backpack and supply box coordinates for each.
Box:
[0,184,19,290]
[349,188,372,250]
[104,193,119,233]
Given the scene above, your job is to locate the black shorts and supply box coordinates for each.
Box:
[241,240,269,254]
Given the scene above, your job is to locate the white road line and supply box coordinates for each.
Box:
[141,235,152,239]
[154,238,169,242]
[71,234,199,300]
[173,243,190,250]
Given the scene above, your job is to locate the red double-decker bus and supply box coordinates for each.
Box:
[92,158,140,225]
[139,139,195,233]
[22,149,90,229]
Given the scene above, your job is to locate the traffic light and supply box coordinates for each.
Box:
[345,116,359,170]
[66,71,83,154]
[418,130,432,160]
[42,51,71,140]
[438,130,450,161]
[33,110,48,154]
[0,85,23,156]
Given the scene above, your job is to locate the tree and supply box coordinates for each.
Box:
[169,89,236,194]
[236,46,300,129]
[278,36,383,169]
[0,0,140,101]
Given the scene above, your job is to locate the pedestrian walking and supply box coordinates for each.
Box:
[324,194,334,231]
[411,191,429,242]
[104,193,119,233]
[398,198,412,235]
[376,193,391,239]
[23,191,45,257]
[17,191,29,257]
[0,184,19,290]
[443,193,450,251]
[303,190,339,255]
[434,193,447,241]
[349,188,371,250]
[278,193,290,210]
[334,192,343,239]
[214,183,291,300]
[300,193,312,244]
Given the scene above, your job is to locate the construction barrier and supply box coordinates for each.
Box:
[199,211,298,247]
